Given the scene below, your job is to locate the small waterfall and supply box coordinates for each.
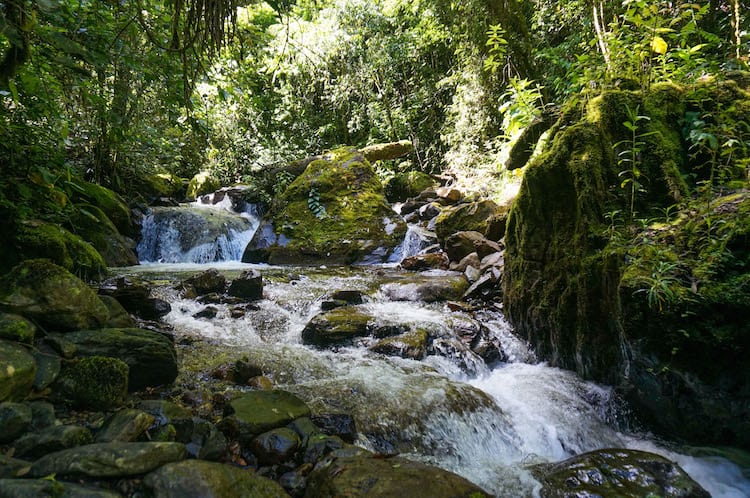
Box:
[388,224,437,262]
[137,201,262,263]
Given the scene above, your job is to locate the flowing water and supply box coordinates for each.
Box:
[127,208,750,498]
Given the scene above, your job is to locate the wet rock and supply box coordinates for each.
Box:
[14,424,93,460]
[451,252,481,273]
[138,399,193,424]
[144,459,290,498]
[251,427,301,465]
[434,200,507,242]
[98,276,171,320]
[418,202,442,220]
[0,341,36,402]
[384,171,435,203]
[221,390,311,442]
[228,269,263,300]
[32,349,61,391]
[95,409,155,443]
[463,273,500,301]
[193,306,219,319]
[305,450,491,498]
[444,231,500,262]
[436,187,463,203]
[0,313,35,343]
[0,478,122,498]
[53,356,129,409]
[60,328,178,391]
[380,273,469,303]
[370,329,429,360]
[330,290,364,304]
[279,469,308,498]
[184,269,226,295]
[288,417,322,446]
[28,442,187,478]
[302,434,346,465]
[28,401,56,430]
[98,295,137,328]
[532,448,710,498]
[301,307,372,346]
[67,204,138,267]
[400,253,449,271]
[0,402,32,444]
[0,260,109,332]
[310,414,357,444]
[0,455,30,479]
[172,417,227,460]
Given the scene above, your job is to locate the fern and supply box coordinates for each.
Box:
[308,187,327,219]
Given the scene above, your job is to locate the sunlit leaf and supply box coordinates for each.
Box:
[651,36,668,55]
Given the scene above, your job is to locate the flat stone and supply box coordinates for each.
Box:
[222,390,311,442]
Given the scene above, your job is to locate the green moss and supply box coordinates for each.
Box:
[70,180,134,237]
[186,171,221,200]
[67,205,137,267]
[55,356,129,409]
[0,313,36,343]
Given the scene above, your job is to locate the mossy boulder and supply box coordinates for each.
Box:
[11,221,107,281]
[95,409,155,443]
[53,356,129,409]
[370,328,429,360]
[434,200,507,243]
[221,390,311,443]
[0,313,36,343]
[532,448,709,498]
[384,171,436,202]
[69,180,135,237]
[360,140,414,163]
[0,478,122,498]
[242,148,406,265]
[0,260,109,332]
[14,424,94,459]
[145,460,290,498]
[301,306,373,346]
[60,328,178,391]
[67,205,138,267]
[379,272,469,302]
[0,341,37,402]
[186,171,221,201]
[305,450,491,498]
[0,402,32,443]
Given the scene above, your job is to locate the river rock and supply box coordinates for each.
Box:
[29,442,187,478]
[0,402,32,444]
[53,356,129,409]
[310,414,357,444]
[242,147,406,265]
[400,252,449,271]
[30,350,61,391]
[0,260,109,332]
[304,450,491,497]
[434,200,507,242]
[0,478,122,498]
[0,455,30,479]
[0,313,36,343]
[98,276,171,320]
[436,187,463,203]
[138,399,193,424]
[451,252,481,273]
[14,424,93,459]
[185,269,226,295]
[95,409,155,443]
[380,272,469,302]
[221,390,311,442]
[251,427,301,465]
[370,328,429,360]
[0,341,36,402]
[532,448,710,498]
[444,231,500,262]
[384,171,435,202]
[98,295,137,328]
[144,459,290,498]
[301,307,372,346]
[28,401,56,431]
[228,269,263,300]
[60,328,178,391]
[186,171,221,200]
[171,417,227,460]
[67,204,138,267]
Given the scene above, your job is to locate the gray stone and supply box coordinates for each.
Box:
[0,402,32,444]
[32,350,61,391]
[0,341,36,402]
[14,424,93,459]
[96,409,155,443]
[227,269,263,300]
[222,390,311,442]
[251,427,301,465]
[0,478,122,498]
[29,442,187,478]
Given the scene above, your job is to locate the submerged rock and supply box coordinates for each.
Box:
[0,260,109,332]
[28,442,187,478]
[305,450,491,497]
[242,147,406,265]
[144,459,290,498]
[532,448,710,498]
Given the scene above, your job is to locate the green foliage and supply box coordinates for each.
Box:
[483,24,508,75]
[307,186,327,219]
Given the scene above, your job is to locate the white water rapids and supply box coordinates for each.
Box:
[123,262,750,498]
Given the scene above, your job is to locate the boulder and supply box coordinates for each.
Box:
[0,313,35,343]
[32,349,62,390]
[13,424,93,460]
[95,409,155,443]
[10,220,107,281]
[98,295,136,328]
[53,356,129,409]
[380,273,469,302]
[69,180,135,237]
[221,390,311,443]
[98,276,171,320]
[144,460,290,498]
[0,341,36,402]
[251,427,301,465]
[0,478,122,498]
[400,253,449,271]
[242,148,406,265]
[60,328,178,391]
[0,260,109,332]
[304,450,491,498]
[0,402,32,443]
[28,442,187,478]
[186,171,221,201]
[370,328,429,360]
[451,252,481,273]
[435,187,462,203]
[67,205,138,267]
[0,455,31,479]
[384,171,436,202]
[434,200,507,242]
[184,269,226,296]
[444,231,500,262]
[301,307,372,346]
[227,269,263,300]
[360,140,414,162]
[532,448,710,498]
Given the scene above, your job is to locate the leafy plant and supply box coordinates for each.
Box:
[633,260,681,312]
[307,186,327,219]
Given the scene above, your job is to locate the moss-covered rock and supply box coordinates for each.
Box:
[370,328,429,360]
[145,460,290,498]
[434,200,507,243]
[379,272,469,302]
[301,306,373,346]
[54,356,129,409]
[14,424,94,459]
[532,448,709,498]
[11,220,107,281]
[0,402,32,443]
[360,140,414,163]
[60,328,178,391]
[221,390,311,443]
[0,313,36,343]
[67,205,138,267]
[0,260,109,332]
[69,180,135,237]
[0,478,122,498]
[0,341,36,402]
[242,148,407,264]
[384,171,436,202]
[95,409,155,443]
[186,171,221,201]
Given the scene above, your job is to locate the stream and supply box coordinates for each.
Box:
[124,199,750,497]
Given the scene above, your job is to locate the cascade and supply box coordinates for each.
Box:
[119,264,750,498]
